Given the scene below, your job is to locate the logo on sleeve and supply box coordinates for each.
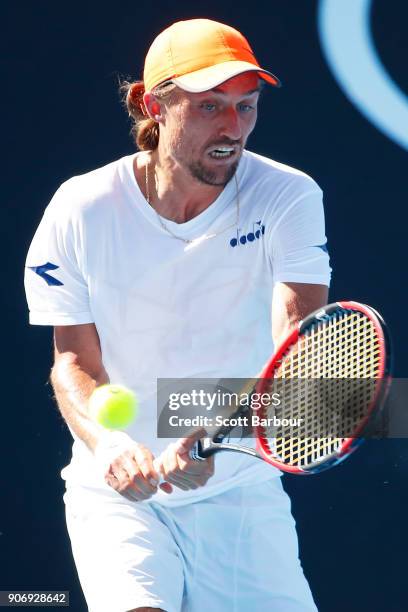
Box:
[28,262,64,286]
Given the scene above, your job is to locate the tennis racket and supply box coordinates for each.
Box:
[188,301,392,474]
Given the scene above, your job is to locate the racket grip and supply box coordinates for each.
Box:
[189,439,207,461]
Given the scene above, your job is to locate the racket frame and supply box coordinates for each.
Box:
[254,301,392,473]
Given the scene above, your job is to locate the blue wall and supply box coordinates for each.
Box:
[3,1,407,610]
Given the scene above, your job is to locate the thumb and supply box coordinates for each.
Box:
[173,427,207,455]
[153,455,173,493]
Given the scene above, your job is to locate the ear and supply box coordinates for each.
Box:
[143,93,164,123]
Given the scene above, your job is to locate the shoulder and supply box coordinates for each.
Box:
[239,151,326,236]
[241,150,322,196]
[44,155,133,228]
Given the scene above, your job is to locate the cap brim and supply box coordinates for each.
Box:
[172,61,281,92]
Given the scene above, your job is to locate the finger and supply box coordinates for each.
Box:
[110,466,129,489]
[170,470,208,488]
[130,473,158,496]
[121,455,158,495]
[175,454,214,487]
[162,475,191,491]
[173,427,208,456]
[160,460,201,489]
[152,456,173,493]
[104,472,120,491]
[160,444,208,488]
[109,471,155,501]
[158,451,192,489]
[159,464,191,489]
[174,448,211,478]
[120,487,147,502]
[158,442,212,490]
[163,442,197,471]
[109,457,156,497]
[133,446,161,486]
[104,471,144,499]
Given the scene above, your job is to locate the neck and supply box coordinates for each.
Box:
[136,150,227,223]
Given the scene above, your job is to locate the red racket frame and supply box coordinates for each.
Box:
[254,301,392,474]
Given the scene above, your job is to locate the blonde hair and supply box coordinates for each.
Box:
[120,79,177,150]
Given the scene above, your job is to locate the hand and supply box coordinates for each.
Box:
[156,428,215,491]
[94,431,172,501]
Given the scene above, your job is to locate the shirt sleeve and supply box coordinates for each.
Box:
[268,181,332,286]
[24,185,94,326]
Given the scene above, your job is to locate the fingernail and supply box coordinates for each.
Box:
[149,478,159,486]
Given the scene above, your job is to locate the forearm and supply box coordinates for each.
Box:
[51,354,170,499]
[272,282,328,346]
[50,353,109,453]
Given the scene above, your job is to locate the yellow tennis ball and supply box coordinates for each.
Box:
[89,384,138,430]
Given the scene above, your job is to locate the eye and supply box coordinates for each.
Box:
[200,102,216,112]
[238,103,254,112]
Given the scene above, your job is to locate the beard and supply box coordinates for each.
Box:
[187,158,240,186]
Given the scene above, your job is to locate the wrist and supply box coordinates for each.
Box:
[93,430,133,468]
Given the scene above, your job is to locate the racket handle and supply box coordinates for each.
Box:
[189,440,207,461]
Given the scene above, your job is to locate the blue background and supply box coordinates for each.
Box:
[2,1,408,610]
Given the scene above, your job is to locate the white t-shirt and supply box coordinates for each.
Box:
[24,150,331,506]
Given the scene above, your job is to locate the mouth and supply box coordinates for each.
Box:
[207,146,237,160]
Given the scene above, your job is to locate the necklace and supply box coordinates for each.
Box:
[145,158,240,246]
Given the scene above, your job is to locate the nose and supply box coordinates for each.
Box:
[219,106,242,141]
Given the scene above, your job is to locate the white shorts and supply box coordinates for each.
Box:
[64,478,317,612]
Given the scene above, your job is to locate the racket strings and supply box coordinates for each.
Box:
[259,310,382,468]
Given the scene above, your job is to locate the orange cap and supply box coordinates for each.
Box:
[143,19,281,93]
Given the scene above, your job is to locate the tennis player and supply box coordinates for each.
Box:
[25,18,330,612]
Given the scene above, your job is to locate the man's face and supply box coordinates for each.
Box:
[160,72,261,186]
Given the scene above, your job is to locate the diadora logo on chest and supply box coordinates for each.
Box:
[229,221,265,247]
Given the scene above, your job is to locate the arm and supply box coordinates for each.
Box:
[51,323,166,500]
[271,282,328,346]
[159,283,326,486]
[51,323,109,452]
